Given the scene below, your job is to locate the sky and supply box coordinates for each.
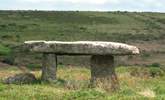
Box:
[0,0,165,12]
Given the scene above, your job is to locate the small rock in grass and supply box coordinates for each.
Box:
[3,73,37,84]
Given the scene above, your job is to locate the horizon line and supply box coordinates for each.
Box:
[0,9,164,13]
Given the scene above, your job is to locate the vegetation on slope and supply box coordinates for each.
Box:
[0,11,165,43]
[0,10,165,66]
[0,44,11,56]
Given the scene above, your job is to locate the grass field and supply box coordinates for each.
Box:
[0,65,164,100]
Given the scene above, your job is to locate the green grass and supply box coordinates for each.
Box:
[0,44,11,56]
[0,66,164,100]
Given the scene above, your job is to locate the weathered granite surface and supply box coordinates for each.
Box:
[24,41,139,55]
[41,53,57,82]
[90,55,119,91]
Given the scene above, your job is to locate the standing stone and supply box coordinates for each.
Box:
[90,55,119,91]
[41,53,57,82]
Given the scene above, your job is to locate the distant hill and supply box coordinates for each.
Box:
[0,10,165,66]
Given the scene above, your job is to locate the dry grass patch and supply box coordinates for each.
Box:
[138,88,156,98]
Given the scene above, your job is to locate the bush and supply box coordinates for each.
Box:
[1,34,13,39]
[2,55,15,65]
[149,67,164,77]
[130,67,164,78]
[150,63,160,67]
[0,24,7,28]
[0,44,11,56]
[1,45,15,65]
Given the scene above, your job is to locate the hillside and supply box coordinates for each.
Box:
[0,10,164,66]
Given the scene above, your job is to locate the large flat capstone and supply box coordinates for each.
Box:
[24,41,139,55]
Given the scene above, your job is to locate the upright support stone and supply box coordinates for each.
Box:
[90,55,119,91]
[41,53,57,82]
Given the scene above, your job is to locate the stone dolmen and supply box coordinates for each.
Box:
[24,41,139,91]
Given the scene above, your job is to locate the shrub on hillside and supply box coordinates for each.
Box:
[130,67,164,78]
[2,56,14,65]
[1,34,14,40]
[0,44,11,56]
[150,63,161,67]
[149,67,164,77]
[1,45,15,65]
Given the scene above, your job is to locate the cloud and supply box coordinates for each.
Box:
[1,0,165,12]
[15,0,165,7]
[65,0,107,5]
[20,0,53,2]
[17,0,120,5]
